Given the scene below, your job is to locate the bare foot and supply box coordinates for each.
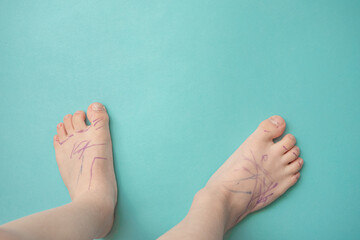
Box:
[53,102,117,237]
[205,116,303,230]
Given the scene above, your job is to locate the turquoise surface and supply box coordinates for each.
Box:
[1,1,359,239]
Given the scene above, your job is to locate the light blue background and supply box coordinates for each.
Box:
[1,1,359,239]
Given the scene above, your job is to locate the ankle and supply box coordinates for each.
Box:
[190,187,231,230]
[73,192,116,238]
[198,185,249,231]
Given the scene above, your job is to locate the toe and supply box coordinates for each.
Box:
[279,172,301,194]
[57,123,67,140]
[282,146,300,164]
[286,157,303,175]
[256,115,286,140]
[273,134,296,154]
[86,102,109,126]
[53,135,59,147]
[63,114,74,134]
[73,111,87,130]
[291,172,301,186]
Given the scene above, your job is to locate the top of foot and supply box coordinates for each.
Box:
[205,116,303,230]
[53,102,117,237]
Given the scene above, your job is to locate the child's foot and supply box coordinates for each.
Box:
[205,116,303,230]
[53,102,117,237]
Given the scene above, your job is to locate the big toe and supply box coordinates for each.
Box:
[256,115,286,140]
[87,102,109,128]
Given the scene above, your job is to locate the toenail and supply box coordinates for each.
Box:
[92,103,106,112]
[75,111,82,114]
[57,123,62,128]
[270,117,280,127]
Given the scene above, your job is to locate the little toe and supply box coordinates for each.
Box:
[282,146,300,164]
[286,157,303,175]
[274,134,296,154]
[256,115,286,140]
[279,172,301,194]
[57,122,67,140]
[73,111,87,130]
[86,102,109,127]
[291,172,301,185]
[53,135,59,147]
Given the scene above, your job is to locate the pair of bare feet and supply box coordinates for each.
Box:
[53,102,302,239]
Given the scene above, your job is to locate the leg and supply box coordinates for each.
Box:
[0,103,117,240]
[159,116,303,240]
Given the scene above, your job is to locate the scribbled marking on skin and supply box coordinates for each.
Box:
[242,167,255,176]
[231,150,278,227]
[95,126,104,130]
[261,154,268,162]
[263,129,271,133]
[70,140,105,160]
[88,157,106,190]
[57,134,74,145]
[76,126,91,133]
[76,155,85,185]
[283,145,289,151]
[292,152,297,157]
[92,118,103,127]
[227,189,252,194]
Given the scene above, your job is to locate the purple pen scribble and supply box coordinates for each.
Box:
[70,140,105,160]
[92,118,103,127]
[263,129,270,133]
[283,145,289,151]
[256,182,277,205]
[58,134,74,145]
[242,167,255,176]
[76,126,91,133]
[231,150,278,227]
[76,156,85,185]
[92,118,101,123]
[227,189,252,194]
[292,152,297,157]
[88,157,107,190]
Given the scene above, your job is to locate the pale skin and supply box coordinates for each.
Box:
[159,115,303,239]
[0,103,117,240]
[0,103,303,240]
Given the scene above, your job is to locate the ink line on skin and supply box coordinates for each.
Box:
[263,129,271,133]
[283,145,289,151]
[92,118,103,127]
[242,167,255,176]
[88,157,107,190]
[292,152,297,157]
[71,140,105,160]
[58,134,74,145]
[76,126,91,133]
[227,189,252,194]
[76,155,85,185]
[231,150,278,226]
